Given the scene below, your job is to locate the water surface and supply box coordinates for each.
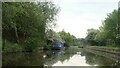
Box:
[2,47,119,67]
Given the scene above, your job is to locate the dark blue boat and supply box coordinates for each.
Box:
[51,42,64,50]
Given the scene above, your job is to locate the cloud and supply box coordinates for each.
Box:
[53,0,119,38]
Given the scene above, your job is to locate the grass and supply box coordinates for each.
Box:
[90,46,119,50]
[0,39,2,51]
[3,41,23,52]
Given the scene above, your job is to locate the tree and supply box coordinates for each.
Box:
[58,30,76,47]
[2,2,59,51]
[85,29,99,46]
[95,10,119,46]
[116,8,120,45]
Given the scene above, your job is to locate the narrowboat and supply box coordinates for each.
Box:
[51,42,64,50]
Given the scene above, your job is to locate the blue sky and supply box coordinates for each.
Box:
[53,0,119,38]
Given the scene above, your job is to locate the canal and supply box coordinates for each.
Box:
[2,47,120,67]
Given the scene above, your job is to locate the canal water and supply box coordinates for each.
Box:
[2,47,120,67]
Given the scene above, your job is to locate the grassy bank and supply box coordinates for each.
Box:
[2,40,45,53]
[89,46,119,50]
[3,41,23,52]
[85,45,120,55]
[0,40,2,50]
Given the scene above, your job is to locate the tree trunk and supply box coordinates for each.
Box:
[2,39,6,50]
[14,25,19,43]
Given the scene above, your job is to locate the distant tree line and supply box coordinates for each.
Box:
[46,29,80,48]
[58,30,79,47]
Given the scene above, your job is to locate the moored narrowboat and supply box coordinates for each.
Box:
[51,42,64,50]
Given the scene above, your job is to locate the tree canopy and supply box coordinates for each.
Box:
[2,2,59,52]
[85,9,120,47]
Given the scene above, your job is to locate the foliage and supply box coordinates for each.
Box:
[58,30,78,47]
[85,9,120,47]
[2,2,59,52]
[96,9,119,46]
[85,29,99,46]
[3,41,23,52]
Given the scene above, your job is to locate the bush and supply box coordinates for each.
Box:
[3,41,23,52]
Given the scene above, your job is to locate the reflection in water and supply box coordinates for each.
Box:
[3,52,44,66]
[2,47,119,67]
[52,55,92,66]
[84,49,120,66]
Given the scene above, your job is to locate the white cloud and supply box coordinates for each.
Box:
[53,0,119,38]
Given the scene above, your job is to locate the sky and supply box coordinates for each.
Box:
[52,0,119,38]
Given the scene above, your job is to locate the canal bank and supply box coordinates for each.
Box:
[85,46,120,54]
[85,46,120,61]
